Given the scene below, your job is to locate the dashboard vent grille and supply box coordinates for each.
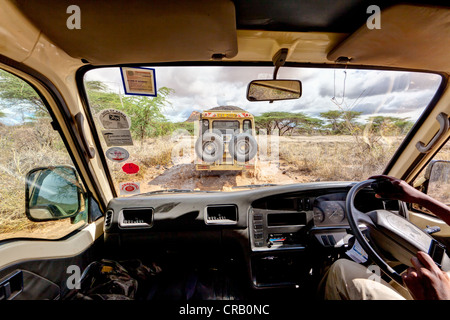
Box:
[205,205,238,224]
[119,208,153,228]
[104,210,113,228]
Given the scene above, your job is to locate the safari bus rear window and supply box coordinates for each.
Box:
[212,120,240,134]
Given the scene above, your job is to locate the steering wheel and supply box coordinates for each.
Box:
[345,179,448,286]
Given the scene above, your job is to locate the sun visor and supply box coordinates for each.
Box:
[327,5,450,72]
[11,0,238,65]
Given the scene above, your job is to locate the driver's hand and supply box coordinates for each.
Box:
[402,251,450,300]
[368,175,425,204]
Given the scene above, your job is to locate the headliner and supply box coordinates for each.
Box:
[233,0,449,33]
[9,0,450,70]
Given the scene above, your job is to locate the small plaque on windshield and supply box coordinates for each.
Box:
[98,109,131,130]
[102,130,134,147]
[120,67,157,96]
[105,147,129,163]
[119,182,140,195]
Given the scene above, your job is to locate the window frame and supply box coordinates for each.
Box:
[243,119,252,132]
[0,59,104,243]
[75,61,448,196]
[410,136,450,217]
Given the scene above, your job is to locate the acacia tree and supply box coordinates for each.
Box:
[319,110,362,134]
[0,69,48,120]
[0,70,59,148]
[296,117,324,134]
[120,87,175,141]
[319,110,342,133]
[85,81,122,113]
[255,111,320,136]
[365,116,414,136]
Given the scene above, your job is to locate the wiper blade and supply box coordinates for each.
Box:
[133,189,217,196]
[232,183,278,189]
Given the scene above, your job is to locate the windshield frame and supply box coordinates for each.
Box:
[75,62,447,197]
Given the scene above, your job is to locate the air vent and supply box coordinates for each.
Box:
[119,208,153,228]
[205,205,238,225]
[104,210,113,228]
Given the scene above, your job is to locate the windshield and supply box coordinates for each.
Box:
[83,66,442,196]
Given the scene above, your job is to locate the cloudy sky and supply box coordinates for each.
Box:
[84,66,442,124]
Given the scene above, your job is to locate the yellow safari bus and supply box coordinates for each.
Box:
[195,106,257,172]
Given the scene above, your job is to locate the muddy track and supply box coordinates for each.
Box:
[140,161,298,193]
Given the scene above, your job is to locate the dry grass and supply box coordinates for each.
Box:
[278,135,404,182]
[0,121,79,239]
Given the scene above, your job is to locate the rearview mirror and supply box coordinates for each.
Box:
[425,160,450,205]
[247,80,302,102]
[25,166,85,222]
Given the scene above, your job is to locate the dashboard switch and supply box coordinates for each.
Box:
[254,232,263,240]
[253,214,263,220]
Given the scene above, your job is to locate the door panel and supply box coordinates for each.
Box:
[0,270,59,300]
[409,211,450,237]
[0,219,103,300]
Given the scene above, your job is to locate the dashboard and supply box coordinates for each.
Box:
[103,181,401,288]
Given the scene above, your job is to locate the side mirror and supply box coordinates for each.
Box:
[25,166,85,222]
[425,160,450,205]
[246,80,302,102]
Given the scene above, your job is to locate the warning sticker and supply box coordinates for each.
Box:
[102,130,133,147]
[98,109,131,130]
[105,147,130,163]
[119,182,140,195]
[121,67,157,97]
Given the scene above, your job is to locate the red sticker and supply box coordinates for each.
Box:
[122,163,140,174]
[119,182,140,195]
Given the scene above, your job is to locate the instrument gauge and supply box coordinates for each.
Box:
[313,207,325,224]
[324,201,345,223]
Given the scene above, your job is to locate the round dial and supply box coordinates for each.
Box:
[324,201,345,223]
[313,207,325,224]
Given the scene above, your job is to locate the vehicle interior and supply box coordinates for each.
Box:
[0,0,449,303]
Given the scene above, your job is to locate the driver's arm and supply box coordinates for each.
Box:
[369,175,450,226]
[415,195,450,227]
[370,175,450,300]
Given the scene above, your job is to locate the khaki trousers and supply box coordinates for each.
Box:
[324,259,413,300]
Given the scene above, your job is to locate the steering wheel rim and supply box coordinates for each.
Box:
[346,179,404,285]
